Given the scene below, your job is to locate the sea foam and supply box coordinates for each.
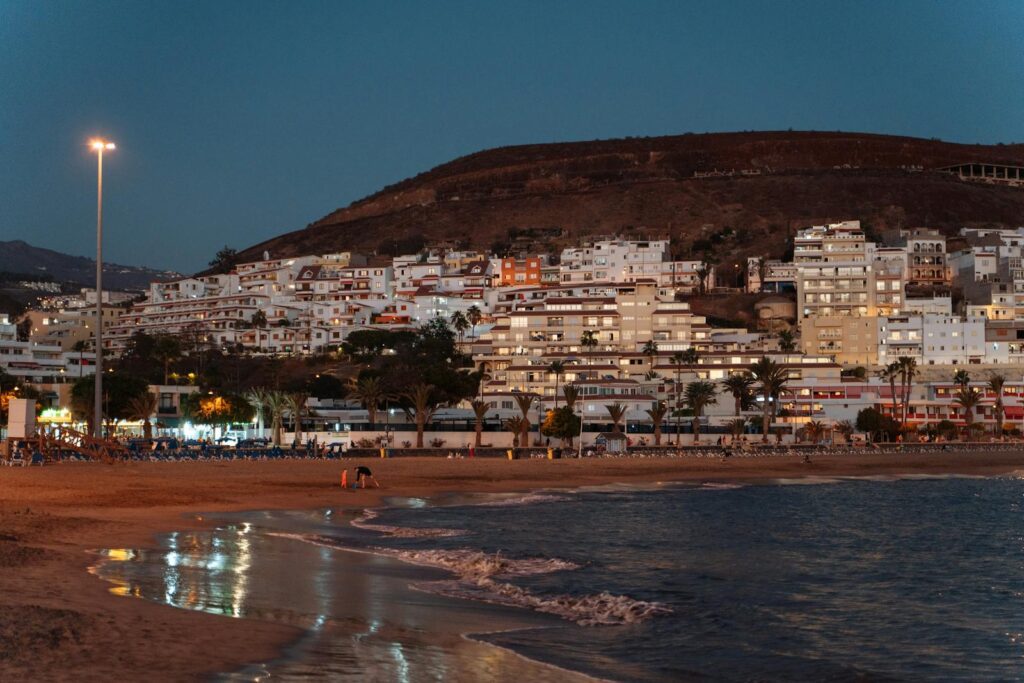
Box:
[351,508,465,538]
[269,532,670,626]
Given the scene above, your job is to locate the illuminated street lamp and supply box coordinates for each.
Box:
[89,139,115,437]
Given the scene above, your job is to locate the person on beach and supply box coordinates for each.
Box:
[355,465,380,488]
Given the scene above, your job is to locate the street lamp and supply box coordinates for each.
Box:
[90,138,115,437]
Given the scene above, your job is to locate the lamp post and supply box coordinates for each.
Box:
[90,139,115,438]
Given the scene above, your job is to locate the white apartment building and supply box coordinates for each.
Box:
[0,315,96,382]
[876,314,986,366]
[795,222,905,327]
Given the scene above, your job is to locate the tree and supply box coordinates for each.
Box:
[71,340,88,378]
[721,373,755,416]
[404,383,443,448]
[670,351,687,443]
[244,388,268,437]
[729,418,747,439]
[855,407,899,442]
[449,311,470,344]
[548,360,566,408]
[684,381,718,444]
[897,357,918,426]
[71,373,149,433]
[209,246,238,274]
[349,376,385,427]
[695,261,712,294]
[835,420,855,443]
[152,334,182,386]
[541,406,582,446]
[750,357,788,442]
[504,416,527,448]
[15,317,31,342]
[801,419,827,444]
[755,256,769,293]
[127,392,157,439]
[777,329,797,353]
[989,373,1007,437]
[680,348,700,365]
[562,384,580,411]
[264,391,289,446]
[470,399,489,447]
[466,305,483,339]
[580,330,599,352]
[954,386,983,439]
[953,369,971,390]
[605,402,626,434]
[645,401,669,446]
[513,393,536,447]
[250,311,268,352]
[641,340,659,369]
[878,362,901,426]
[288,392,310,445]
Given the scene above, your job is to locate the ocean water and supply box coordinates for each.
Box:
[92,476,1024,681]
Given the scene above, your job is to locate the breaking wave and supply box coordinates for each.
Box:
[269,533,670,626]
[467,493,573,507]
[351,508,465,538]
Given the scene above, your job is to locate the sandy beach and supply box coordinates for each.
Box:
[3,449,1024,681]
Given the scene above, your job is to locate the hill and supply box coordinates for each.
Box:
[233,131,1024,266]
[0,240,180,291]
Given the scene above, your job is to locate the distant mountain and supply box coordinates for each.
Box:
[232,130,1024,267]
[0,240,180,291]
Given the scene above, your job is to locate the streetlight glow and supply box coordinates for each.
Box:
[90,139,115,151]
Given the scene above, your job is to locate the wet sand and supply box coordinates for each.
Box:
[3,449,1024,680]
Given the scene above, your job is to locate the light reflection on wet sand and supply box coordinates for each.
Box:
[91,512,594,681]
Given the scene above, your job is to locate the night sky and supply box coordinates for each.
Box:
[2,1,1023,274]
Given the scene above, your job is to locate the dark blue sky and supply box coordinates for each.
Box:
[2,1,1023,273]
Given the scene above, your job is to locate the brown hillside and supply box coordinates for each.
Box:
[235,131,1024,267]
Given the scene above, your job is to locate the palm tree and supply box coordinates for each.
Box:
[153,334,182,385]
[897,357,918,426]
[504,416,527,448]
[71,339,88,378]
[721,373,755,416]
[288,392,310,445]
[548,360,566,409]
[642,340,659,370]
[801,419,827,444]
[244,388,268,438]
[684,380,718,444]
[750,357,788,442]
[605,402,627,434]
[680,347,700,365]
[989,373,1007,438]
[754,256,768,293]
[670,351,688,443]
[954,386,983,440]
[127,392,157,439]
[250,310,268,352]
[953,369,971,390]
[466,305,483,339]
[878,362,901,426]
[264,390,289,446]
[835,420,855,443]
[562,384,580,410]
[777,329,797,353]
[404,383,443,448]
[349,376,384,427]
[695,261,712,294]
[513,393,536,447]
[450,311,470,344]
[645,401,669,446]
[580,330,598,353]
[470,399,489,448]
[729,418,747,439]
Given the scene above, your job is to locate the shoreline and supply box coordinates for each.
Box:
[4,450,1024,679]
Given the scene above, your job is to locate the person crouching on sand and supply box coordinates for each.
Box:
[355,465,380,489]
